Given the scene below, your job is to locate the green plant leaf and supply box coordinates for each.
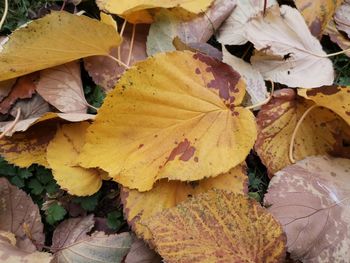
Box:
[46,203,67,225]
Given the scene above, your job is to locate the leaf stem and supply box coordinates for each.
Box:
[0,0,8,30]
[0,108,21,139]
[126,23,136,66]
[289,104,319,164]
[245,80,274,110]
[117,19,127,61]
[107,55,130,69]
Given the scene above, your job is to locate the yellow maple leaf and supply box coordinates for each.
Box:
[0,11,121,81]
[144,189,286,263]
[47,122,103,196]
[78,51,257,191]
[121,164,247,241]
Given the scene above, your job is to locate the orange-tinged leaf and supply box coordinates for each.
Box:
[78,51,257,191]
[145,189,286,263]
[255,89,350,174]
[0,11,121,81]
[265,156,350,262]
[121,164,247,241]
[298,86,350,125]
[295,0,344,37]
[47,122,103,196]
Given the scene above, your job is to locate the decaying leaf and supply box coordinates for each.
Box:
[47,122,103,196]
[0,79,15,101]
[78,51,257,191]
[9,94,51,120]
[0,11,121,81]
[217,0,277,45]
[255,89,350,174]
[145,189,286,263]
[0,74,37,114]
[223,47,268,108]
[295,0,344,37]
[51,215,133,263]
[334,0,350,38]
[36,61,88,113]
[246,5,334,87]
[125,238,162,263]
[265,156,350,262]
[0,177,45,252]
[85,24,149,91]
[121,164,247,240]
[0,231,52,263]
[298,85,350,125]
[325,20,350,57]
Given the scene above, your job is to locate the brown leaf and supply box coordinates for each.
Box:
[325,20,350,57]
[334,0,350,38]
[84,24,149,91]
[0,177,44,252]
[125,238,162,263]
[36,61,88,113]
[265,156,350,262]
[9,94,51,119]
[0,74,38,114]
[0,79,15,101]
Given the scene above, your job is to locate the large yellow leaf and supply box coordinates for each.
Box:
[78,51,257,191]
[121,164,247,241]
[298,86,350,125]
[47,122,103,196]
[0,11,121,81]
[255,89,350,174]
[144,189,286,263]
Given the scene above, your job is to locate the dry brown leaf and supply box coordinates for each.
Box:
[255,89,350,174]
[0,79,15,101]
[246,5,334,87]
[334,0,350,38]
[36,61,89,113]
[145,189,286,263]
[265,156,350,262]
[325,20,350,57]
[0,177,45,252]
[9,94,51,119]
[125,238,162,263]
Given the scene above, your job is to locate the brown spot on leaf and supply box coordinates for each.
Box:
[167,139,196,163]
[306,86,340,96]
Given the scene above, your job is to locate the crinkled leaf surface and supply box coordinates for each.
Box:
[246,5,334,87]
[47,122,103,196]
[298,86,350,125]
[0,178,44,252]
[36,61,88,113]
[255,89,350,174]
[295,0,344,37]
[0,11,121,81]
[265,156,350,262]
[217,0,277,45]
[52,215,133,263]
[145,189,286,263]
[78,51,256,191]
[335,0,350,38]
[121,164,247,241]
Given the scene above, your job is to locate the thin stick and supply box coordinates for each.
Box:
[289,104,319,163]
[126,23,136,66]
[117,19,127,61]
[245,80,275,110]
[0,108,21,139]
[323,48,350,57]
[0,0,8,30]
[87,103,99,112]
[107,55,130,69]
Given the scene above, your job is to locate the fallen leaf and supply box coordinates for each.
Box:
[47,122,103,196]
[0,79,15,101]
[145,189,286,263]
[0,177,45,252]
[36,61,88,113]
[125,238,162,263]
[298,85,350,125]
[84,24,149,91]
[334,0,350,38]
[325,20,350,57]
[223,47,268,108]
[0,231,52,263]
[265,156,350,262]
[295,0,344,37]
[0,74,37,114]
[246,5,334,87]
[0,11,121,81]
[121,164,247,241]
[217,0,277,45]
[51,215,133,262]
[255,89,350,174]
[9,94,51,119]
[78,51,257,191]
[100,12,118,31]
[0,121,57,168]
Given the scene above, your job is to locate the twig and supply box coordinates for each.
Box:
[0,108,21,139]
[107,55,130,69]
[126,23,136,66]
[0,0,8,30]
[117,19,127,61]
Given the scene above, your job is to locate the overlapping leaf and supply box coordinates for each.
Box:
[121,164,247,240]
[334,0,350,38]
[145,189,286,263]
[265,156,350,262]
[78,51,257,191]
[325,20,350,57]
